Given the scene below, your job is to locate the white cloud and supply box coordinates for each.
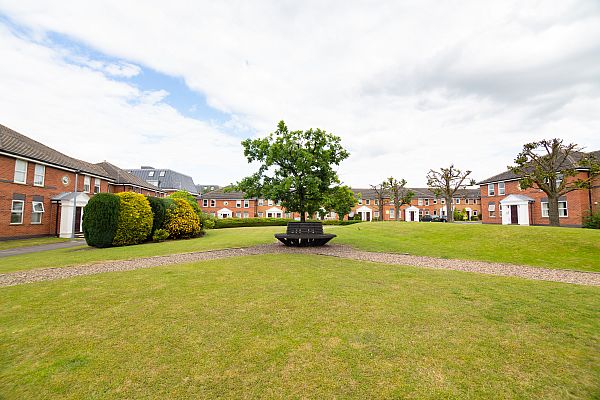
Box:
[0,0,599,186]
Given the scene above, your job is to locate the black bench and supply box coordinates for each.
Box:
[275,222,336,247]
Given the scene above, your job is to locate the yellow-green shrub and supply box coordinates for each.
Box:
[164,198,201,239]
[112,192,153,246]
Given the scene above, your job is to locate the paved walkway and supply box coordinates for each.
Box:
[0,239,86,258]
[1,244,599,288]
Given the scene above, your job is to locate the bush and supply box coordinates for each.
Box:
[470,215,479,221]
[152,228,170,242]
[146,196,167,238]
[164,198,201,239]
[200,212,216,230]
[113,192,153,246]
[82,193,120,248]
[583,210,600,229]
[214,217,291,229]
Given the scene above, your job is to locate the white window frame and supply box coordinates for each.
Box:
[425,199,430,206]
[159,171,166,177]
[374,211,379,218]
[433,199,437,204]
[455,198,460,204]
[258,199,264,206]
[441,199,445,204]
[236,212,241,218]
[268,200,273,206]
[389,209,395,219]
[541,201,568,218]
[94,178,101,194]
[473,210,478,216]
[243,212,249,218]
[210,199,216,207]
[203,199,209,207]
[358,198,362,205]
[33,164,45,187]
[236,200,242,208]
[417,198,423,206]
[488,203,496,218]
[498,181,505,195]
[224,201,229,206]
[11,200,24,224]
[83,175,91,193]
[14,159,27,184]
[31,201,45,224]
[258,212,264,217]
[148,171,155,177]
[244,200,249,208]
[487,184,495,196]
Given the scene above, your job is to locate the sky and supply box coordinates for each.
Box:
[0,1,599,188]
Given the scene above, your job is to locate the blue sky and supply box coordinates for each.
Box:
[0,1,599,186]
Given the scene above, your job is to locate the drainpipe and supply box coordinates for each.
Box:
[71,170,80,239]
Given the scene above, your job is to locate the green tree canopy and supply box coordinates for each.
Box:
[325,185,358,221]
[234,120,349,222]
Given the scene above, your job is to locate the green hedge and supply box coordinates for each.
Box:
[82,193,120,248]
[213,217,362,229]
[113,192,153,246]
[146,196,167,238]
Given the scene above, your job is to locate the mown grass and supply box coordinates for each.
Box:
[1,223,599,273]
[0,237,69,250]
[329,222,600,272]
[0,254,598,399]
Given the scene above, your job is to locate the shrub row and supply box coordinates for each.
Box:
[213,217,362,229]
[83,191,205,247]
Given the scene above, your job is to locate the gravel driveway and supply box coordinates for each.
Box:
[1,243,599,287]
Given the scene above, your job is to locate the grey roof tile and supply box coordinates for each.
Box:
[96,161,163,192]
[127,168,199,195]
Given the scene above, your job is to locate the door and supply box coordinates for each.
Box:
[410,211,415,221]
[75,206,83,233]
[510,205,518,224]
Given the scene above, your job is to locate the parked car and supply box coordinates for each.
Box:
[420,215,433,222]
[432,215,448,223]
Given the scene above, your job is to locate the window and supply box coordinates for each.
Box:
[418,198,423,206]
[358,198,362,205]
[498,181,505,195]
[159,171,166,177]
[425,199,430,206]
[258,212,264,217]
[244,200,249,208]
[236,212,241,218]
[11,200,24,224]
[454,198,460,204]
[433,199,437,204]
[441,199,445,204]
[487,184,495,196]
[14,159,27,183]
[243,212,249,218]
[210,199,216,207]
[375,199,379,205]
[433,210,437,216]
[285,212,292,219]
[389,209,395,219]
[268,200,273,206]
[541,201,568,218]
[223,201,229,205]
[94,178,101,193]
[203,199,208,207]
[374,211,379,219]
[34,164,45,186]
[258,199,264,206]
[473,210,478,216]
[488,203,496,218]
[425,210,430,215]
[366,199,370,205]
[31,201,44,224]
[236,200,242,208]
[83,176,91,192]
[148,180,159,186]
[148,171,155,177]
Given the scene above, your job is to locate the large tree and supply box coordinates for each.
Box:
[508,139,600,227]
[384,177,415,221]
[426,165,474,223]
[325,185,358,221]
[369,182,388,221]
[234,120,349,222]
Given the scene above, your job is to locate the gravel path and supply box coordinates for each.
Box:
[1,243,599,287]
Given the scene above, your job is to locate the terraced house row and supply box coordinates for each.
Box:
[0,124,165,239]
[199,187,482,221]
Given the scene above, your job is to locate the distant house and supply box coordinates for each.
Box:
[127,166,199,196]
[350,188,481,221]
[478,150,600,227]
[196,184,221,194]
[200,189,298,219]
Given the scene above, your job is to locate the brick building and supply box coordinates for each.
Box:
[478,150,600,227]
[200,189,300,219]
[0,124,163,239]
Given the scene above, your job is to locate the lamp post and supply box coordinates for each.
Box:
[71,170,80,239]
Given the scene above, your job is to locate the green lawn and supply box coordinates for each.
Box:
[330,222,600,272]
[0,237,69,251]
[1,223,599,274]
[1,254,598,399]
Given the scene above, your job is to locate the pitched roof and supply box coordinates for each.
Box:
[96,161,164,192]
[201,188,248,200]
[0,123,112,179]
[126,167,199,195]
[478,149,600,185]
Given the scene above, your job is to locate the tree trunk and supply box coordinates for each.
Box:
[547,195,560,227]
[395,205,399,221]
[446,197,453,222]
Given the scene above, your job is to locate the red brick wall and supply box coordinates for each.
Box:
[199,198,300,219]
[0,155,110,239]
[480,172,594,226]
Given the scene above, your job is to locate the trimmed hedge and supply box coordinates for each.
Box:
[164,198,202,239]
[82,193,120,248]
[146,196,167,238]
[113,192,153,246]
[213,217,361,229]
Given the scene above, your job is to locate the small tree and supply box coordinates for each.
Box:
[82,193,120,248]
[426,165,474,223]
[164,198,201,239]
[113,192,153,246]
[234,120,349,222]
[509,139,600,226]
[325,185,358,221]
[384,177,415,221]
[369,182,387,221]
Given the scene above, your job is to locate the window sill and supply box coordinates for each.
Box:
[13,181,27,185]
[9,222,23,225]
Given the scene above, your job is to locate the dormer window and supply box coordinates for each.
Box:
[148,171,155,177]
[159,171,166,177]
